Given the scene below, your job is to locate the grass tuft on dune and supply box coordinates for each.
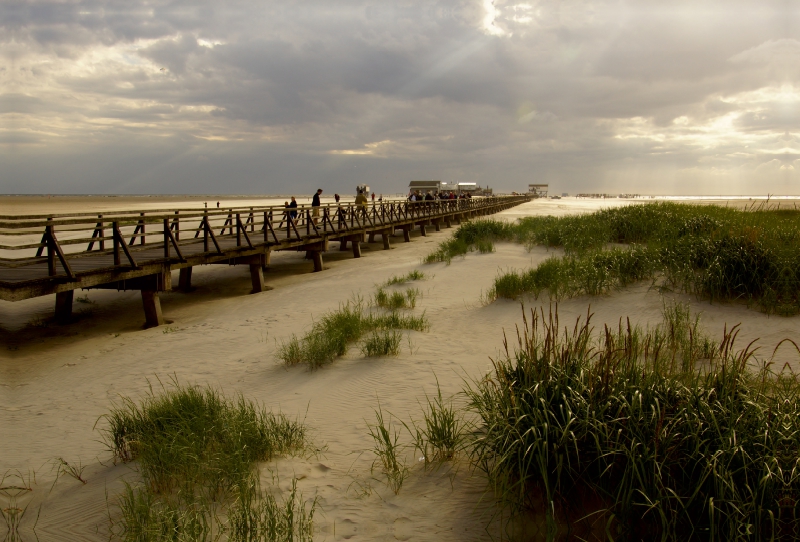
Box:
[103,380,316,541]
[466,303,800,540]
[277,299,429,369]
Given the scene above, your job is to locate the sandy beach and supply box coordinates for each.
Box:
[2,197,799,541]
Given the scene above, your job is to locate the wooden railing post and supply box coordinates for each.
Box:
[174,211,180,241]
[99,214,105,251]
[163,218,170,259]
[113,221,121,266]
[236,213,242,246]
[203,212,209,252]
[46,218,56,276]
[139,213,146,245]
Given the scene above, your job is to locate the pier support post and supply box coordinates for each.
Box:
[178,267,193,292]
[445,217,452,228]
[352,239,362,258]
[402,227,411,242]
[55,290,73,323]
[433,220,441,232]
[249,264,266,293]
[339,238,348,251]
[382,231,391,250]
[141,290,164,328]
[368,232,375,243]
[311,251,324,272]
[419,224,427,237]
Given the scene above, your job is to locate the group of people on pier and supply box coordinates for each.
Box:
[408,190,471,201]
[279,187,473,230]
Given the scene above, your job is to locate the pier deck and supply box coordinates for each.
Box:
[1,196,528,326]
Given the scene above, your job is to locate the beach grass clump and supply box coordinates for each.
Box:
[373,287,420,310]
[490,246,659,301]
[467,304,798,540]
[425,219,515,263]
[383,270,426,286]
[403,378,468,467]
[105,380,315,541]
[103,381,310,496]
[227,477,317,542]
[277,299,429,368]
[114,483,218,542]
[360,330,403,357]
[367,403,409,494]
[461,202,800,314]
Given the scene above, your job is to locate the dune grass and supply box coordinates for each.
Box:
[360,330,404,357]
[367,402,409,494]
[228,477,317,542]
[103,380,315,541]
[466,303,800,541]
[277,299,428,369]
[373,287,420,310]
[427,202,800,315]
[402,377,468,468]
[424,220,515,264]
[383,270,426,286]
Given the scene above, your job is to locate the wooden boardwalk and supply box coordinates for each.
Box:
[0,196,529,326]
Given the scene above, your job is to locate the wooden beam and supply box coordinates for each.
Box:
[141,290,165,328]
[113,223,138,268]
[205,217,223,254]
[164,221,186,261]
[250,263,267,293]
[311,251,323,272]
[178,267,193,292]
[55,290,73,323]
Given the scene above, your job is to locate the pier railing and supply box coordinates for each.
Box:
[0,196,527,287]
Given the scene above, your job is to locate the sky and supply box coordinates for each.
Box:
[2,0,798,195]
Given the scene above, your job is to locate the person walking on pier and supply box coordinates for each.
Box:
[355,189,368,207]
[312,188,322,224]
[288,196,298,229]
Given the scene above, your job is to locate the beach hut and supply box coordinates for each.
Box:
[356,184,371,197]
[408,180,442,195]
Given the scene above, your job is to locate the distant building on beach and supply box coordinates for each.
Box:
[356,184,371,197]
[408,180,493,196]
[529,184,549,197]
[409,180,442,194]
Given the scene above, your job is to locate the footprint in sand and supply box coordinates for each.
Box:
[336,518,358,540]
[393,517,412,541]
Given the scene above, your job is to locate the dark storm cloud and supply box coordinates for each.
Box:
[2,0,799,194]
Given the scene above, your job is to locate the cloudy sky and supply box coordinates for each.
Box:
[2,0,798,195]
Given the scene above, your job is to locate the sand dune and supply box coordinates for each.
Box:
[2,198,798,541]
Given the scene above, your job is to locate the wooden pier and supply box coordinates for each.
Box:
[0,196,529,327]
